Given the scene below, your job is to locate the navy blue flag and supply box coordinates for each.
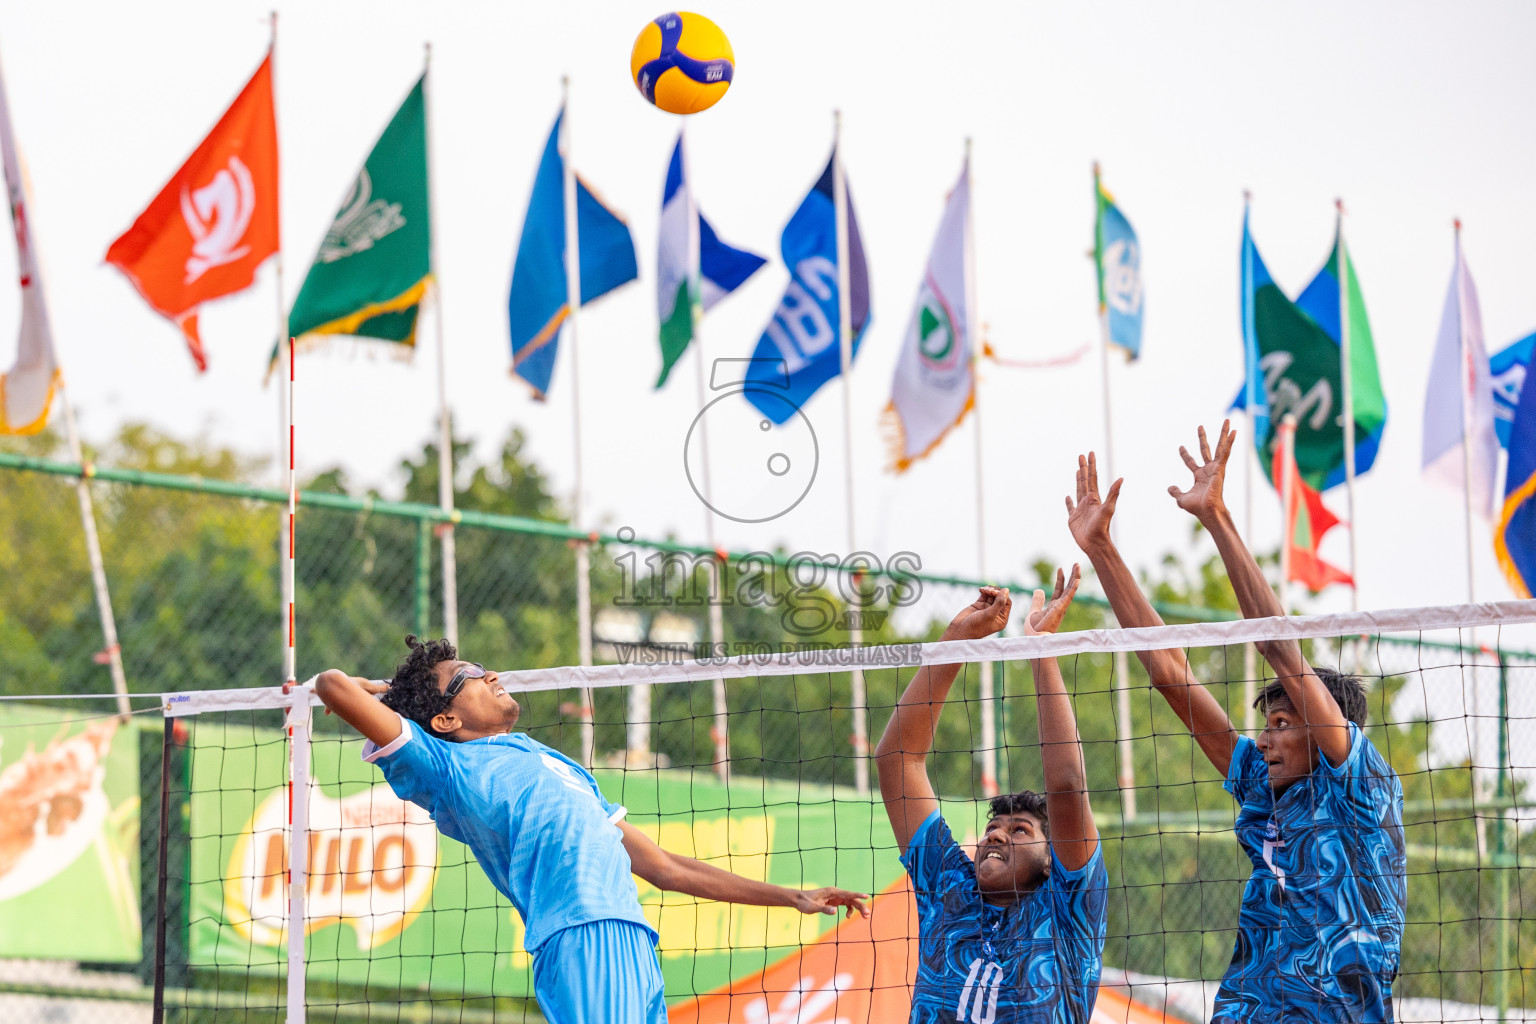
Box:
[744,151,870,423]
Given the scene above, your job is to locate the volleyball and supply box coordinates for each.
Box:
[630,12,735,115]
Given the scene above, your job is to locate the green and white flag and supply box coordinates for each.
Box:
[281,73,431,367]
[654,133,765,387]
[885,158,973,472]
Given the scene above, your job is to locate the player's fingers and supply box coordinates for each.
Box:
[1066,563,1082,599]
[1105,478,1124,508]
[1087,451,1099,496]
[1198,425,1213,462]
[1167,485,1184,500]
[1179,446,1199,473]
[1053,567,1065,600]
[1065,494,1075,516]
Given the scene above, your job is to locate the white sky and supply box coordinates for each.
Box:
[3,0,1536,643]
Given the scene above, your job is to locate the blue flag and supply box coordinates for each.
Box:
[1497,362,1536,597]
[1094,171,1143,359]
[1491,331,1536,448]
[508,110,638,398]
[744,151,870,424]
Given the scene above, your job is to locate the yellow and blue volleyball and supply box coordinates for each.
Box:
[630,12,734,115]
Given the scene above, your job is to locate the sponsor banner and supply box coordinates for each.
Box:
[190,722,904,1000]
[0,705,140,961]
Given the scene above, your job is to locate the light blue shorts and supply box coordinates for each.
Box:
[533,919,666,1024]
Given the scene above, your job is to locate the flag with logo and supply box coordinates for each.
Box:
[655,133,765,388]
[1497,368,1536,598]
[1422,231,1497,518]
[1274,419,1352,593]
[1093,165,1143,360]
[1231,209,1387,489]
[0,53,59,435]
[744,149,871,423]
[508,109,638,399]
[1491,331,1536,448]
[105,53,279,372]
[885,158,972,472]
[281,73,430,370]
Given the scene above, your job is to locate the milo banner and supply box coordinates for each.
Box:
[190,723,1169,1022]
[0,705,141,961]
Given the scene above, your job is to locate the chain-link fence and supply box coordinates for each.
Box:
[3,447,1534,1021]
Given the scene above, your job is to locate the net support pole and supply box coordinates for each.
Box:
[833,110,868,795]
[964,140,997,796]
[1335,205,1361,664]
[285,692,311,1024]
[1494,652,1510,1024]
[151,717,172,1024]
[1097,301,1136,821]
[423,44,459,649]
[681,126,729,780]
[560,77,596,768]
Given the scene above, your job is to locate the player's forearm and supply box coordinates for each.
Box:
[1078,536,1192,687]
[873,637,967,762]
[1201,505,1307,678]
[1031,657,1087,795]
[653,852,799,907]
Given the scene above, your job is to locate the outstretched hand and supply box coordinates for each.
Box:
[794,886,872,919]
[1024,565,1081,637]
[946,586,1012,641]
[1065,452,1123,553]
[1168,420,1237,521]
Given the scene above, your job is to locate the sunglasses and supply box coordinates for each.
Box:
[444,662,486,700]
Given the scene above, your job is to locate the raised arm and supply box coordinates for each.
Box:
[1168,420,1350,765]
[1067,452,1239,774]
[312,670,399,748]
[617,820,869,918]
[1023,566,1099,869]
[874,587,1013,853]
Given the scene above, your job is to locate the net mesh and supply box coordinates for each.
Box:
[124,616,1534,1024]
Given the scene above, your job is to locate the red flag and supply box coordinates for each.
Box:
[106,53,279,371]
[1273,424,1353,593]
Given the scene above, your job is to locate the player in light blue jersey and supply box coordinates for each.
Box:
[1067,421,1406,1023]
[312,636,869,1024]
[875,569,1108,1024]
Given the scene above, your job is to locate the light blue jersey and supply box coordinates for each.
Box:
[362,714,655,952]
[1218,722,1406,1023]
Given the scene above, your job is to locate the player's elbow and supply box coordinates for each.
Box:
[313,670,348,706]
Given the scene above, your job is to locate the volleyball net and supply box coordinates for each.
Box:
[70,599,1523,1023]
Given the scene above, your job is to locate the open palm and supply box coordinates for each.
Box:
[1024,565,1081,637]
[1168,420,1236,520]
[1065,452,1122,552]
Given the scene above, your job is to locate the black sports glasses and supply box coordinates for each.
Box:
[444,662,485,700]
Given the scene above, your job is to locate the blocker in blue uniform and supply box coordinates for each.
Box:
[875,570,1108,1024]
[309,636,870,1023]
[1066,421,1407,1024]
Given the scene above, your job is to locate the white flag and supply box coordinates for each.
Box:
[0,54,59,435]
[1422,232,1497,518]
[886,160,973,472]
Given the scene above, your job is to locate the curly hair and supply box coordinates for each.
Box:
[987,789,1050,837]
[1253,666,1369,727]
[380,635,458,736]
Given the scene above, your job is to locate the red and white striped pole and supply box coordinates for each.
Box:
[283,334,310,1024]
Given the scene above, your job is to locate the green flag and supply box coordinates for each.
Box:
[283,74,431,362]
[1238,213,1387,490]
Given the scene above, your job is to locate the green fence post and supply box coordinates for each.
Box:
[415,517,431,639]
[1495,653,1510,1024]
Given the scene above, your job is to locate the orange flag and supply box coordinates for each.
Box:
[106,53,279,371]
[1273,420,1353,593]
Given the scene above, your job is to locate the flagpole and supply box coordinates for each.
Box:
[0,49,126,714]
[1336,199,1360,615]
[964,140,997,798]
[423,44,459,650]
[270,13,294,693]
[680,125,730,782]
[832,110,868,796]
[1094,161,1136,821]
[1241,191,1258,733]
[1454,219,1489,860]
[1280,414,1296,616]
[560,77,596,769]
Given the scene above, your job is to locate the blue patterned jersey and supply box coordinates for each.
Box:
[362,714,655,952]
[1217,723,1406,1023]
[901,811,1107,1024]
